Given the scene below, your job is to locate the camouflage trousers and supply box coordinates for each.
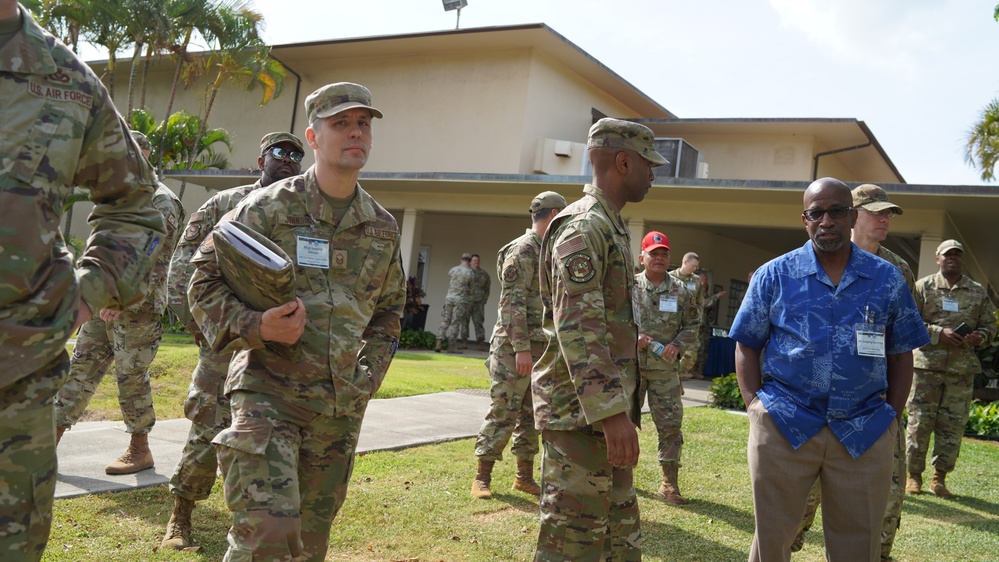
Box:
[438,298,472,343]
[0,353,69,562]
[639,369,684,465]
[535,429,642,562]
[692,324,711,376]
[214,390,364,562]
[906,368,974,474]
[54,312,161,433]
[168,344,232,501]
[795,421,907,558]
[474,339,543,463]
[462,301,487,343]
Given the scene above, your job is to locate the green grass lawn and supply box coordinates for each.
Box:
[45,407,999,561]
[71,337,491,422]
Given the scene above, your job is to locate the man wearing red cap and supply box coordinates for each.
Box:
[634,231,700,504]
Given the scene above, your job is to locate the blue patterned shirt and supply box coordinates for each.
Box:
[730,242,930,458]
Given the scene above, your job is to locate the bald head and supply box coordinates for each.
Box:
[804,177,851,209]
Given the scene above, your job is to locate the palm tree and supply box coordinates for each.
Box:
[22,0,93,53]
[123,0,171,120]
[132,109,232,172]
[154,0,226,174]
[84,0,131,100]
[174,1,284,199]
[965,99,999,182]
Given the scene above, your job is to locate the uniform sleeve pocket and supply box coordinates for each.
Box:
[211,415,272,455]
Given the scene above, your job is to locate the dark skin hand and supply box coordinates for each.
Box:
[602,411,640,468]
[939,327,985,348]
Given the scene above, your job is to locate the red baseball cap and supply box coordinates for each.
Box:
[642,231,670,252]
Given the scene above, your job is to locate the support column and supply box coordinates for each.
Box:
[916,234,943,280]
[399,208,423,278]
[628,217,646,269]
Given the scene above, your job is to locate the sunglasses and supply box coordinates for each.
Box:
[266,146,304,163]
[802,207,852,222]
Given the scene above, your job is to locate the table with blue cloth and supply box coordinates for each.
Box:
[704,336,736,377]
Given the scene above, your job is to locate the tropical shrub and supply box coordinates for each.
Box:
[709,373,746,411]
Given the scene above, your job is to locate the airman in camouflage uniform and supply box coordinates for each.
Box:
[160,131,303,550]
[188,82,405,562]
[634,231,700,506]
[532,118,667,561]
[692,271,725,376]
[54,131,184,476]
[435,253,474,352]
[906,239,996,499]
[794,183,917,559]
[464,254,492,349]
[670,252,705,379]
[471,191,566,501]
[0,4,165,559]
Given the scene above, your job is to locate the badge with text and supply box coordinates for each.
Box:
[855,325,886,358]
[660,295,678,313]
[565,253,595,283]
[686,281,697,292]
[296,235,329,269]
[942,297,959,313]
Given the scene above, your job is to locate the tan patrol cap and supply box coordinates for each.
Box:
[130,131,151,151]
[529,191,567,214]
[461,253,473,261]
[587,118,668,166]
[305,82,383,123]
[936,239,964,255]
[852,184,903,215]
[260,132,304,153]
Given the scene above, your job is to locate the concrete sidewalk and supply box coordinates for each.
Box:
[55,378,714,500]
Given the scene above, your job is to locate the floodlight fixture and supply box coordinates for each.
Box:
[442,0,468,29]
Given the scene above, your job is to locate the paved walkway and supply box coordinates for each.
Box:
[54,375,714,499]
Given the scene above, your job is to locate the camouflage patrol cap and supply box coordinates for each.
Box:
[260,132,304,153]
[306,82,383,123]
[130,131,151,151]
[936,239,964,255]
[587,118,668,166]
[461,252,473,261]
[529,191,567,214]
[852,184,903,215]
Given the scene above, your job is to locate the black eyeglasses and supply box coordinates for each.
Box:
[802,207,852,222]
[266,146,304,163]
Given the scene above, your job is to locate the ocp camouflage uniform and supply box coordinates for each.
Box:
[670,269,704,374]
[634,271,699,468]
[464,266,492,344]
[189,166,405,561]
[439,262,474,344]
[0,9,165,560]
[165,181,261,502]
[533,184,642,561]
[475,230,545,464]
[795,244,916,558]
[906,271,996,476]
[54,184,183,433]
[692,290,722,376]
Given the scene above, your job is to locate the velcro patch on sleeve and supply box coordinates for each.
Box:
[503,266,519,283]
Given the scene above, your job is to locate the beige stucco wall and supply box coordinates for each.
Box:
[674,133,816,182]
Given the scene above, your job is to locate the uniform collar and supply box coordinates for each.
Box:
[303,166,378,230]
[583,183,628,236]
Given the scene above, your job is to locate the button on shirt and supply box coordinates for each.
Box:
[730,242,930,458]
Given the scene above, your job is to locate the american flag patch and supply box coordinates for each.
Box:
[556,236,586,257]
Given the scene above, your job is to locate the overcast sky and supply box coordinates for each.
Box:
[236,0,999,186]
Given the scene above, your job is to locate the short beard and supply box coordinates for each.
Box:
[812,230,844,252]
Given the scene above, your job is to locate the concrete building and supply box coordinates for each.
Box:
[73,23,999,338]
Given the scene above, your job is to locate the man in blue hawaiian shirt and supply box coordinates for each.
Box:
[730,177,930,562]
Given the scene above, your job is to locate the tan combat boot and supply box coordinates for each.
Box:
[905,472,922,494]
[476,338,486,352]
[55,425,68,445]
[456,338,468,350]
[657,463,689,505]
[105,433,154,475]
[434,338,443,352]
[513,459,542,497]
[471,459,494,499]
[930,470,954,499]
[161,496,196,550]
